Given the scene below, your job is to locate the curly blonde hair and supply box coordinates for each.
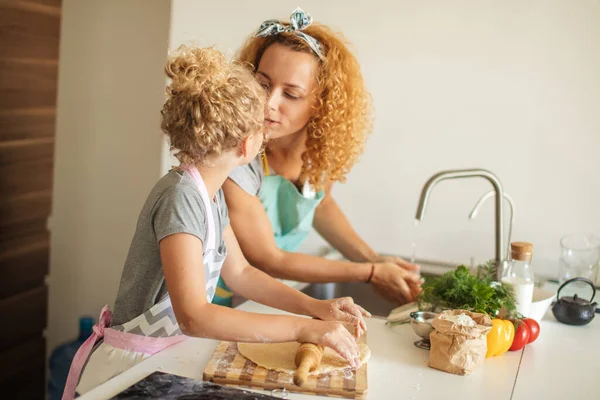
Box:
[161,46,266,166]
[238,23,373,190]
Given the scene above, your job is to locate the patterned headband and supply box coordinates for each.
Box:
[253,7,325,60]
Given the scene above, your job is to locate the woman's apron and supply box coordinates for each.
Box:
[63,165,226,399]
[211,154,324,307]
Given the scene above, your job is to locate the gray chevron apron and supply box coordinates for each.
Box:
[63,165,227,399]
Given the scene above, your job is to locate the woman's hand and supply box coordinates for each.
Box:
[370,262,423,304]
[311,297,371,338]
[375,255,420,272]
[297,319,362,368]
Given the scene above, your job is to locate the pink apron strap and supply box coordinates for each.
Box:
[61,306,188,400]
[103,328,187,354]
[62,305,112,400]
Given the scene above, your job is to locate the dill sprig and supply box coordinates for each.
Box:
[418,261,517,318]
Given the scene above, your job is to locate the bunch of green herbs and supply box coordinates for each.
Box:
[418,261,517,318]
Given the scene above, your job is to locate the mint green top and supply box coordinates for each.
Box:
[213,156,324,307]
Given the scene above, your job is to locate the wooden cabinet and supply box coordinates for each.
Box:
[0,1,61,398]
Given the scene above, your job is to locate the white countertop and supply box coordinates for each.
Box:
[511,314,599,400]
[79,300,599,400]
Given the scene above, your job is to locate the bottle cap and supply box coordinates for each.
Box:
[511,242,533,261]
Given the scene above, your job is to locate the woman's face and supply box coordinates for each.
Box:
[255,43,319,140]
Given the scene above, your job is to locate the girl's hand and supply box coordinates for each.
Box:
[298,319,362,368]
[311,297,371,338]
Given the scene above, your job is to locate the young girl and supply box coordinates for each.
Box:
[63,45,369,399]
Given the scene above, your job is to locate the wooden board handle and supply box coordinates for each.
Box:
[294,343,324,386]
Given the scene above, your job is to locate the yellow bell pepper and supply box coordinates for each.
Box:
[486,319,515,358]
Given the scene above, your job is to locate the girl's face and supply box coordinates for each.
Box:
[255,43,319,139]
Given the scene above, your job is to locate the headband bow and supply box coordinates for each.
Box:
[254,7,324,60]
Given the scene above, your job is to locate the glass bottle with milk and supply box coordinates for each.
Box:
[502,242,535,317]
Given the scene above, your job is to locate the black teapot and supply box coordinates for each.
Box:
[551,277,597,326]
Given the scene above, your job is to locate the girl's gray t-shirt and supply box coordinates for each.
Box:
[111,169,229,326]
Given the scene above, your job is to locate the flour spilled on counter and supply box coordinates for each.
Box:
[216,358,230,370]
[215,356,244,375]
[342,368,354,380]
[278,373,294,384]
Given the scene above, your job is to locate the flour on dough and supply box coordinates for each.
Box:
[237,342,370,374]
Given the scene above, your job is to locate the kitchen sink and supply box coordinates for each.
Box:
[300,282,398,317]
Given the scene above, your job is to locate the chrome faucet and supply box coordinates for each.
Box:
[469,189,516,262]
[415,169,506,281]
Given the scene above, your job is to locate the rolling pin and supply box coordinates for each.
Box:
[294,343,324,386]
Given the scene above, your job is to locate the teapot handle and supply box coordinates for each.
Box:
[557,277,596,302]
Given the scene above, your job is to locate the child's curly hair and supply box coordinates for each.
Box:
[238,23,373,190]
[161,46,266,166]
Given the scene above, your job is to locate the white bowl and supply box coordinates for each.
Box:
[528,287,556,322]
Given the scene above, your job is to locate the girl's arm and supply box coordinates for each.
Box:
[160,233,362,367]
[219,225,369,336]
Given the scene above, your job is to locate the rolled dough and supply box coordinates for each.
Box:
[237,342,370,374]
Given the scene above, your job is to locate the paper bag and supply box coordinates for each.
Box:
[428,309,493,375]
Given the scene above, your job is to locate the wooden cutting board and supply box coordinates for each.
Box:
[203,335,368,399]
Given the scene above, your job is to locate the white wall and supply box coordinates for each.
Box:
[169,0,600,277]
[48,0,171,350]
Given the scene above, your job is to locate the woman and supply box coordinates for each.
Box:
[216,8,422,307]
